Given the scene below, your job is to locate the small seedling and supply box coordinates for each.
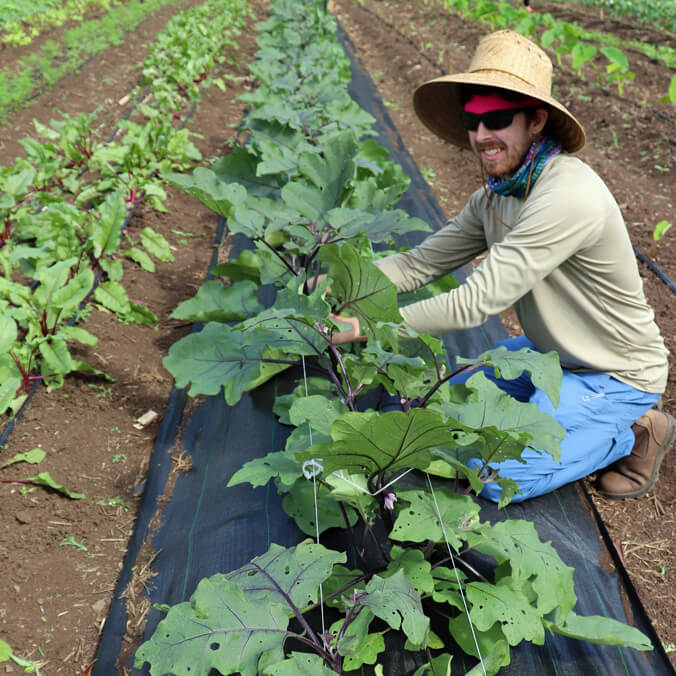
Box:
[112,453,127,463]
[96,496,130,512]
[59,536,88,552]
[651,220,672,257]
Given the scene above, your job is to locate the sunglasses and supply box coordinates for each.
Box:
[460,107,526,132]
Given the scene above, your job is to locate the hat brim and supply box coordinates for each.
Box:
[413,72,586,153]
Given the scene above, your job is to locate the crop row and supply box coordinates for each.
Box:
[555,0,676,34]
[438,0,675,101]
[0,0,250,420]
[0,0,120,45]
[0,0,185,120]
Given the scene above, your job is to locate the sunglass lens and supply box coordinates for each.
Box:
[460,108,519,132]
[484,109,517,130]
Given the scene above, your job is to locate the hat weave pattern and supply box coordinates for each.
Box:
[413,30,585,152]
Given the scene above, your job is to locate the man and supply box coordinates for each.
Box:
[333,30,673,503]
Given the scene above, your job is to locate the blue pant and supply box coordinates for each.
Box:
[453,337,661,503]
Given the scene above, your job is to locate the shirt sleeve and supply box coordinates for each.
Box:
[375,193,488,292]
[385,166,604,336]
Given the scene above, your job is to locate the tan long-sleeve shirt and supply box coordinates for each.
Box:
[377,154,668,393]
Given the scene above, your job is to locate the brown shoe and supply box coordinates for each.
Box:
[597,409,676,499]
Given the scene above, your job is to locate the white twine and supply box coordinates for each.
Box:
[301,355,326,643]
[425,472,486,675]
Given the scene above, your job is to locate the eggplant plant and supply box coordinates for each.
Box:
[136,1,653,673]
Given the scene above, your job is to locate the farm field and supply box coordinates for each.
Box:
[0,0,673,673]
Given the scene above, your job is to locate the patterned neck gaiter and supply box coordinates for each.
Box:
[488,136,562,198]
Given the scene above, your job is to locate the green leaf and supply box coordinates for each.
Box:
[261,652,336,675]
[1,448,46,468]
[283,479,356,535]
[124,246,156,272]
[51,268,95,313]
[140,227,174,262]
[386,545,434,594]
[24,472,85,499]
[227,450,301,488]
[544,611,652,651]
[0,377,21,416]
[457,345,562,407]
[571,42,596,71]
[281,131,357,223]
[441,372,565,462]
[134,578,289,675]
[0,316,18,354]
[91,191,125,258]
[467,581,545,645]
[390,487,480,549]
[330,609,385,669]
[288,394,347,436]
[163,322,264,403]
[211,249,263,282]
[361,570,429,647]
[0,639,11,662]
[3,167,35,198]
[212,145,281,197]
[327,207,431,244]
[659,74,676,104]
[325,471,376,515]
[39,337,73,375]
[413,653,452,676]
[162,167,247,218]
[298,409,460,476]
[94,280,131,315]
[653,220,672,242]
[170,280,263,323]
[600,45,629,69]
[59,326,99,347]
[226,540,346,610]
[466,519,576,616]
[319,242,401,337]
[448,612,510,676]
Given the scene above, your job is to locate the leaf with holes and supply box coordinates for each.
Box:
[467,581,545,646]
[390,487,480,550]
[134,577,290,676]
[465,519,576,617]
[360,570,429,648]
[225,540,346,611]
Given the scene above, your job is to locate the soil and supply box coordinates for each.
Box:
[0,0,674,673]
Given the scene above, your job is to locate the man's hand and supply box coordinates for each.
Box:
[329,313,366,345]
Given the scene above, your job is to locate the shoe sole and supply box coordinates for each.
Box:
[600,412,676,500]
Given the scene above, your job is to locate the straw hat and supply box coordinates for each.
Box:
[413,30,586,152]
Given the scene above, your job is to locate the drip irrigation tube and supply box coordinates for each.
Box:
[349,1,676,296]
